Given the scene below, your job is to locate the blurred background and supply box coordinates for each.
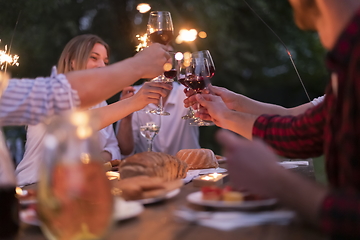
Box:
[0,0,327,183]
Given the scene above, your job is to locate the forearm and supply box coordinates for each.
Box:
[221,110,258,140]
[67,57,143,109]
[89,98,140,130]
[233,94,291,116]
[117,117,135,156]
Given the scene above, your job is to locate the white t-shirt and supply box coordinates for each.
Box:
[16,100,120,187]
[117,82,200,157]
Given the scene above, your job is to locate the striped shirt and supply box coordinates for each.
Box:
[0,69,80,126]
[253,8,360,238]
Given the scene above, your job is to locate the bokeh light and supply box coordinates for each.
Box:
[136,3,151,13]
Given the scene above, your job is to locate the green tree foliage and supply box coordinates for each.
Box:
[0,0,328,153]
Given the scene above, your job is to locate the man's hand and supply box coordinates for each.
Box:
[216,130,283,198]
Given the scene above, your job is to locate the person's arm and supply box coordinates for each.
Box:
[116,87,136,156]
[88,82,172,130]
[0,44,170,126]
[190,93,258,140]
[68,43,170,108]
[206,85,315,116]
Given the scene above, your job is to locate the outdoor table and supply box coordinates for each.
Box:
[19,159,328,240]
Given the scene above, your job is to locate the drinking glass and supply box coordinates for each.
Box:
[136,109,161,152]
[176,53,195,120]
[186,50,216,126]
[147,11,174,115]
[0,71,20,240]
[36,111,114,240]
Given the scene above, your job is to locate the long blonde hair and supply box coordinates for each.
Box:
[57,34,110,74]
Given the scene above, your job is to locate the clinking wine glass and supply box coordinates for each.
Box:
[186,50,216,126]
[147,11,174,115]
[36,111,114,240]
[136,109,161,152]
[176,54,195,120]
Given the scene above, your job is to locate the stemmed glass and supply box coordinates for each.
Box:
[136,109,161,152]
[186,50,216,126]
[177,54,194,120]
[147,11,174,115]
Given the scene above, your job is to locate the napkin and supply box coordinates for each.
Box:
[183,170,201,184]
[174,209,295,231]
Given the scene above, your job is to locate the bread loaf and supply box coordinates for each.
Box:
[119,152,188,181]
[176,149,219,169]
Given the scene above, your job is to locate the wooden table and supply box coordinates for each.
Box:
[19,159,328,240]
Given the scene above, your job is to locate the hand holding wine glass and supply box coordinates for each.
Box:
[147,11,175,115]
[185,50,216,126]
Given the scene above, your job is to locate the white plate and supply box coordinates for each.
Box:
[187,191,277,210]
[19,198,37,205]
[135,188,181,205]
[196,168,228,175]
[20,198,144,226]
[113,198,144,221]
[20,208,40,226]
[278,162,298,169]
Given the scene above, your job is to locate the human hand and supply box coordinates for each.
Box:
[186,93,232,128]
[120,86,136,100]
[207,85,239,111]
[130,81,172,111]
[133,43,171,79]
[216,130,283,198]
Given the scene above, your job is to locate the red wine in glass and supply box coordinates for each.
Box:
[164,69,177,79]
[186,75,207,93]
[149,30,174,45]
[178,78,189,88]
[209,66,216,78]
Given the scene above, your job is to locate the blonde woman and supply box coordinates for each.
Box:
[16,34,171,186]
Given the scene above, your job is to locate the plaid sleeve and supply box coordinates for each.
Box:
[252,102,325,158]
[320,191,360,239]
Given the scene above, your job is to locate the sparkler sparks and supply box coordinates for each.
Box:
[135,33,148,52]
[0,43,19,70]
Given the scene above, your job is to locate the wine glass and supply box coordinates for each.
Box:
[136,109,161,152]
[186,50,216,126]
[147,11,174,115]
[176,53,195,120]
[36,111,114,240]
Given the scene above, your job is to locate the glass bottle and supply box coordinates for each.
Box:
[36,110,114,240]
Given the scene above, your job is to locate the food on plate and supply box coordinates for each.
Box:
[176,149,219,169]
[222,191,244,202]
[113,176,183,201]
[119,152,188,181]
[201,186,262,202]
[103,159,121,171]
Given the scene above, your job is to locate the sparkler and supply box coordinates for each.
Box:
[135,33,148,52]
[0,42,19,70]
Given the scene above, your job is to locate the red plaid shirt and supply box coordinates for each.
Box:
[253,8,360,239]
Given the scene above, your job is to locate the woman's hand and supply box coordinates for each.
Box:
[129,82,172,111]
